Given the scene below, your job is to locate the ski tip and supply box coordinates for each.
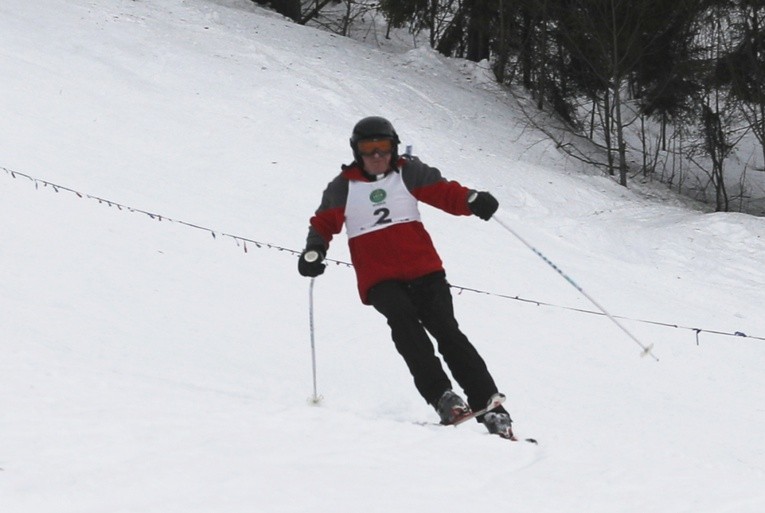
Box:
[491,392,507,404]
[505,436,538,444]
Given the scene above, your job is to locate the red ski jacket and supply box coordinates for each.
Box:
[305,156,474,303]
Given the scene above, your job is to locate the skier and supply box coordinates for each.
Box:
[298,116,514,439]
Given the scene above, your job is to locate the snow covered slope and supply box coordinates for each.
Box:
[2,1,764,512]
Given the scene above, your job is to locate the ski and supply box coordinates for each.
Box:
[415,392,539,444]
[450,393,539,444]
[449,392,506,426]
[499,430,539,444]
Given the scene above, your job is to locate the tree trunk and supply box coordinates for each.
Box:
[602,89,615,176]
[613,78,628,186]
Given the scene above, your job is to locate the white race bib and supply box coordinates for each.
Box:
[345,171,421,239]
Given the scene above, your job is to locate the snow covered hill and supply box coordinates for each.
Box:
[2,1,764,512]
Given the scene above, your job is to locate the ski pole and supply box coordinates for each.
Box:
[308,277,323,403]
[492,214,658,361]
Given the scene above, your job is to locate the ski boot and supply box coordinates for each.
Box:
[436,390,472,425]
[482,411,517,440]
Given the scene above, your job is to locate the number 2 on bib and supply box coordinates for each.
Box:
[374,207,392,225]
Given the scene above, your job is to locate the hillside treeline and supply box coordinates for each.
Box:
[259,0,764,212]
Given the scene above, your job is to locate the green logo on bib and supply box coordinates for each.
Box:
[369,189,387,204]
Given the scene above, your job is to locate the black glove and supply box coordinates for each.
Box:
[298,247,326,277]
[468,191,499,221]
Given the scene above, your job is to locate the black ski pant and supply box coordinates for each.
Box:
[367,271,505,414]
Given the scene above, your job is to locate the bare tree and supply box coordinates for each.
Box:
[715,2,765,171]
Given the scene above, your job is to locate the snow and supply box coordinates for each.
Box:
[1,1,764,512]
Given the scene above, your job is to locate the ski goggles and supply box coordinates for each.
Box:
[357,138,394,157]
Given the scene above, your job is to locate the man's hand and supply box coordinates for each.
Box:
[298,247,326,277]
[468,191,499,221]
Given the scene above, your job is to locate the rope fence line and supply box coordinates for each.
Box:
[2,164,310,258]
[3,164,763,343]
[449,285,764,343]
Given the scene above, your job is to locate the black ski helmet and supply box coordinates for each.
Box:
[349,116,400,163]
